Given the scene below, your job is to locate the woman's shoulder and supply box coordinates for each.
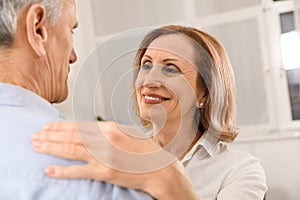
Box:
[214,142,263,167]
[185,140,267,199]
[218,142,267,197]
[187,138,265,175]
[213,142,266,183]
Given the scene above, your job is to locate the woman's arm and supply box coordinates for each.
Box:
[31,121,200,200]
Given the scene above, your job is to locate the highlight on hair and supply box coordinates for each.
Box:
[0,0,62,47]
[133,25,238,142]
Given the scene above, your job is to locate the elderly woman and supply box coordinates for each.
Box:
[32,25,267,199]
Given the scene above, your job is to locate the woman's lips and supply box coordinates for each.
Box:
[143,94,170,104]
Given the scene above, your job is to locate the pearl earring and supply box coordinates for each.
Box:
[197,102,204,108]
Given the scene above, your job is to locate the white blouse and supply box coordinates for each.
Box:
[181,132,267,200]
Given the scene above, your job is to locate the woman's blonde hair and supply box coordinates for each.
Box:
[133,25,238,142]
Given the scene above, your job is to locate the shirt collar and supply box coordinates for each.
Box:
[0,83,37,106]
[0,82,64,120]
[181,130,219,164]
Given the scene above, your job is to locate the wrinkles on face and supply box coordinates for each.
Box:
[135,34,201,125]
[37,2,76,103]
[0,1,76,103]
[40,54,69,103]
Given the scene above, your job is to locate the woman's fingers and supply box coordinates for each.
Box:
[32,130,81,144]
[32,140,90,161]
[44,164,148,191]
[45,165,97,179]
[43,121,78,131]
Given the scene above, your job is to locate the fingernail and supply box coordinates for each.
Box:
[32,141,43,149]
[45,167,55,176]
[31,132,40,140]
[43,123,53,131]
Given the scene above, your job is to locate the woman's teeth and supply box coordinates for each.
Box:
[144,96,164,101]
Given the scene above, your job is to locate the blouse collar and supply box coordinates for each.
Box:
[181,131,219,164]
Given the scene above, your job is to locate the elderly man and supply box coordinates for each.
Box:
[0,0,151,199]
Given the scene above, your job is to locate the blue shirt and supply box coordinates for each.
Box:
[0,83,152,200]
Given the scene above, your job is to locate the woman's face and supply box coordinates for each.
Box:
[135,34,204,124]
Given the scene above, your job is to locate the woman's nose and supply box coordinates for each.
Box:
[142,65,163,88]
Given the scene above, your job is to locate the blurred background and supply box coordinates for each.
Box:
[55,0,300,199]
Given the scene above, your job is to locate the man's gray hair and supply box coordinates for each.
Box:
[0,0,62,47]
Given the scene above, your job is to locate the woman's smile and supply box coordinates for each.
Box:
[143,93,170,104]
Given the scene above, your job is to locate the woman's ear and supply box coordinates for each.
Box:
[198,90,208,102]
[197,90,208,108]
[25,4,48,56]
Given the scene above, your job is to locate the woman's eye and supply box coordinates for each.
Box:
[141,62,152,70]
[163,65,180,74]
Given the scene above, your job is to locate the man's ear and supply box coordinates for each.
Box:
[26,4,48,56]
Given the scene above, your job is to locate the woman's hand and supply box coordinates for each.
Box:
[31,121,199,200]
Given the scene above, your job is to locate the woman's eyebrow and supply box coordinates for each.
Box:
[142,54,152,60]
[162,58,180,62]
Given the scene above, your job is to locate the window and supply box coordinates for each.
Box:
[279,11,300,120]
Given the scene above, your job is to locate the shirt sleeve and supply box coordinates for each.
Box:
[217,156,267,200]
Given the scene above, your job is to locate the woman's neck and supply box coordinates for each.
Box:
[151,114,201,160]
